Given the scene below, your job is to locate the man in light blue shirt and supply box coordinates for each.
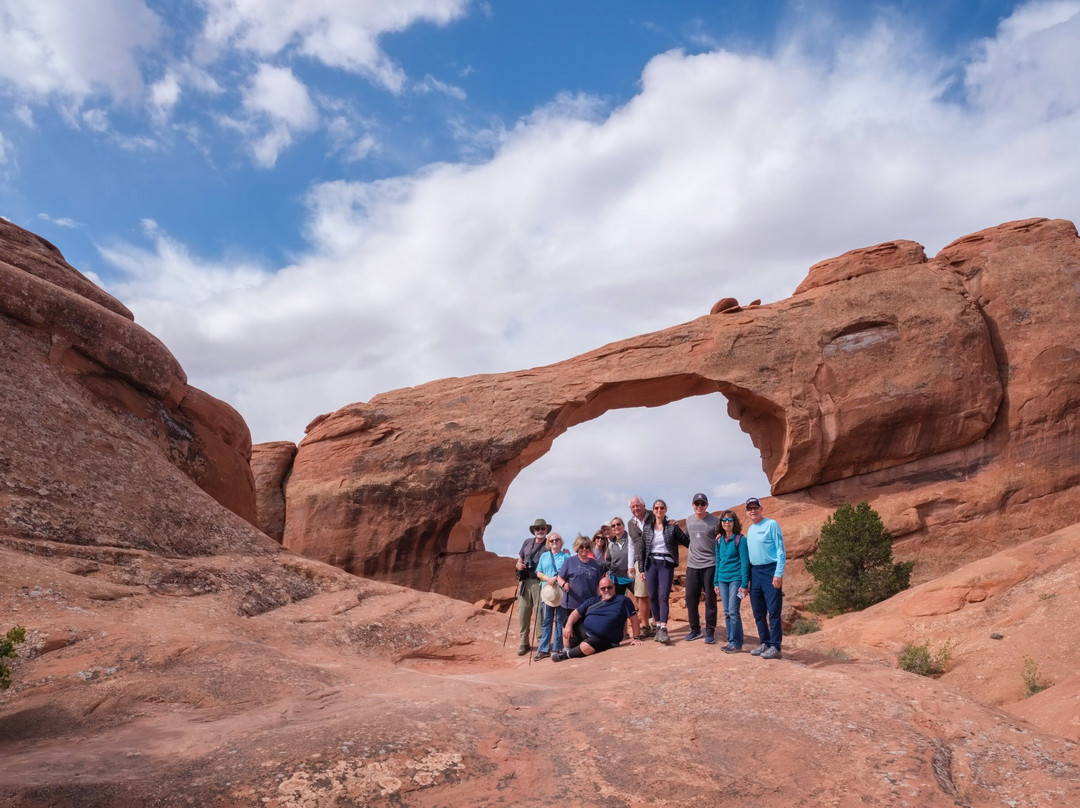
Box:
[744,497,786,660]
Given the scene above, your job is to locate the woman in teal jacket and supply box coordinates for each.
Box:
[713,509,751,653]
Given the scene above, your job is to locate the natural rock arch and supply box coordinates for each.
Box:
[281,246,1002,601]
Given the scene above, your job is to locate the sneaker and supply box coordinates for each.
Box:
[760,646,783,660]
[685,628,703,642]
[517,645,530,656]
[721,643,740,654]
[704,631,716,645]
[533,651,550,661]
[750,643,769,656]
[654,626,669,644]
[551,651,567,663]
[639,625,654,638]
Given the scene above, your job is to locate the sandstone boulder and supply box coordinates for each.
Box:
[0,218,257,524]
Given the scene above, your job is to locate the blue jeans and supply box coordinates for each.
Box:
[538,603,569,653]
[717,580,744,648]
[749,563,783,649]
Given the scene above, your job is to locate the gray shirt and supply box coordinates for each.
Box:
[685,513,721,569]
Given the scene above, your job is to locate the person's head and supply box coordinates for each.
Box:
[593,530,608,549]
[546,532,564,552]
[530,518,552,540]
[719,510,742,536]
[608,517,626,539]
[745,497,764,524]
[597,575,616,601]
[652,499,668,524]
[601,522,614,539]
[629,496,646,520]
[573,534,592,556]
[691,492,709,518]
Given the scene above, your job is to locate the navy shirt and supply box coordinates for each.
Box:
[576,594,637,644]
[557,555,601,610]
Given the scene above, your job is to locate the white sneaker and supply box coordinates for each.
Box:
[750,643,769,656]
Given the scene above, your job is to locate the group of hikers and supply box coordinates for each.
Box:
[513,494,787,663]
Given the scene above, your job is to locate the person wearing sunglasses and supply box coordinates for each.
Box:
[712,509,750,653]
[534,533,571,661]
[744,497,786,660]
[625,496,653,637]
[683,493,721,644]
[552,575,644,662]
[634,499,689,644]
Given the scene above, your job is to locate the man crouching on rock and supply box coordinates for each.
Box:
[552,575,644,662]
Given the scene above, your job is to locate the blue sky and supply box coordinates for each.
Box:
[2,0,1079,558]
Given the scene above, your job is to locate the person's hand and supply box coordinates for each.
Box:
[738,587,747,597]
[630,638,644,646]
[713,586,720,595]
[515,559,525,570]
[772,576,783,590]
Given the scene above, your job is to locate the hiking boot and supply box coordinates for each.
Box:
[685,628,702,642]
[750,643,769,656]
[639,625,654,638]
[761,646,783,660]
[533,651,550,661]
[722,643,741,654]
[551,651,567,663]
[703,631,716,645]
[654,626,669,644]
[517,645,530,656]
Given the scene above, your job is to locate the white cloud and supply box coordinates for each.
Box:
[197,0,470,91]
[239,63,319,166]
[414,74,466,100]
[104,2,1080,556]
[0,130,8,164]
[37,213,80,228]
[0,0,161,102]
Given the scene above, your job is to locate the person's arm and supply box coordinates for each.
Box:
[629,612,643,645]
[562,604,583,642]
[739,535,751,593]
[674,523,690,548]
[773,522,786,587]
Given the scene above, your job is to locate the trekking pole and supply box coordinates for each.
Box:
[502,580,519,647]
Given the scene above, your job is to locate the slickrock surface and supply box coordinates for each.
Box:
[3,217,1080,806]
[278,218,1080,600]
[0,218,257,525]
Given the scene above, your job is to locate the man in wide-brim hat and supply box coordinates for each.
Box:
[515,517,552,655]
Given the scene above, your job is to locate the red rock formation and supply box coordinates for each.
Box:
[0,218,257,525]
[251,441,297,541]
[282,224,1027,599]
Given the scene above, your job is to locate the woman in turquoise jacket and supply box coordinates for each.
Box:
[535,533,571,661]
[713,509,751,653]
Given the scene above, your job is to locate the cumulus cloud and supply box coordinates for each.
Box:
[106,2,1080,555]
[0,0,161,103]
[197,0,470,91]
[238,63,319,166]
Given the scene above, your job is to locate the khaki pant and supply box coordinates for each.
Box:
[517,578,542,648]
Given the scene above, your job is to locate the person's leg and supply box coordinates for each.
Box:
[554,606,569,652]
[656,563,674,624]
[517,581,532,651]
[537,603,554,653]
[701,565,718,635]
[749,566,770,651]
[731,583,744,648]
[684,567,702,633]
[646,564,663,624]
[764,577,783,649]
[718,581,737,645]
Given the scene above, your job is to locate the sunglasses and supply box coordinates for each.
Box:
[653,506,666,511]
[598,585,614,591]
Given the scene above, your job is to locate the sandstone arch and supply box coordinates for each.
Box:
[282,246,1002,601]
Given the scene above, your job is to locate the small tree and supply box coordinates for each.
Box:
[806,502,913,613]
[1,625,27,690]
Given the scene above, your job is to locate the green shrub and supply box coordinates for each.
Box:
[824,647,851,661]
[789,617,821,636]
[1022,656,1050,697]
[1,625,27,690]
[805,502,913,613]
[898,641,952,677]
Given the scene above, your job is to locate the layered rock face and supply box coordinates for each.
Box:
[251,441,297,542]
[0,218,258,526]
[278,219,1080,600]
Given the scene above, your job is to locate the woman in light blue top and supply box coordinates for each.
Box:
[534,532,571,661]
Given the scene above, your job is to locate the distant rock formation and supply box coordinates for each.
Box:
[276,217,1080,601]
[251,441,297,542]
[0,217,258,529]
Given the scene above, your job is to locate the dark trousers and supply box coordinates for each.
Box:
[749,562,783,648]
[684,565,717,632]
[646,561,675,623]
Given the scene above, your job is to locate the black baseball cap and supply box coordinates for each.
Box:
[692,493,708,505]
[745,497,762,509]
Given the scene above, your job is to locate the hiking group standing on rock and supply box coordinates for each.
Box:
[514,494,787,663]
